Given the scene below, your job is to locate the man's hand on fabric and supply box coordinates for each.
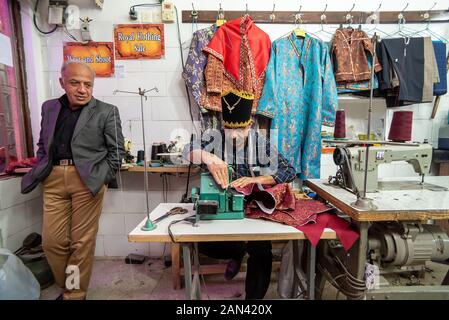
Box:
[230,176,260,188]
[202,151,229,189]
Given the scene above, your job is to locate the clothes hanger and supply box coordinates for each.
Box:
[314,4,336,40]
[415,3,448,43]
[269,3,276,23]
[365,3,391,39]
[190,3,198,33]
[340,3,355,30]
[244,3,250,18]
[386,3,418,39]
[215,3,226,27]
[293,5,306,38]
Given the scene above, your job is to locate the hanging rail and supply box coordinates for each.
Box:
[181,9,449,24]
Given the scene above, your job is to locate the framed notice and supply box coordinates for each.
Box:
[114,24,165,60]
[63,42,114,77]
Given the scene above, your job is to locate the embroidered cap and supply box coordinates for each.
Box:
[221,90,254,128]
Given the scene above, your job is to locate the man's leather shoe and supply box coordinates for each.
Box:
[224,258,242,281]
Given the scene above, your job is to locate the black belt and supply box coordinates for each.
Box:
[53,159,75,166]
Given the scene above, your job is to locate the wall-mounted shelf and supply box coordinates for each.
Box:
[123,165,200,174]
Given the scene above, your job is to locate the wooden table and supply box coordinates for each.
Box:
[304,176,449,299]
[129,203,337,300]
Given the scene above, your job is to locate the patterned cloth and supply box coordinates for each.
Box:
[182,25,217,107]
[236,183,296,214]
[182,25,221,131]
[243,185,360,251]
[331,28,381,83]
[202,15,271,113]
[242,184,333,229]
[183,130,296,184]
[337,54,379,93]
[257,33,339,179]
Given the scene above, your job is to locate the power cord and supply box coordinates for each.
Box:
[64,24,78,41]
[174,5,199,134]
[33,0,58,35]
[167,215,196,243]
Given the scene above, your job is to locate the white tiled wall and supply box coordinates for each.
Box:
[20,0,449,257]
[0,177,43,251]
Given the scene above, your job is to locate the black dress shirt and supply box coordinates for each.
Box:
[52,95,84,162]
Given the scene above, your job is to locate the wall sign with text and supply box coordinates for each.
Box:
[63,42,114,77]
[114,24,165,60]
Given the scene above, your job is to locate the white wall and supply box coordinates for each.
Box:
[0,177,43,251]
[18,0,449,257]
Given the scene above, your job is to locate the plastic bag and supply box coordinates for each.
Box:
[0,248,40,300]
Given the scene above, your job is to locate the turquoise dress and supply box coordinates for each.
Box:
[257,33,338,179]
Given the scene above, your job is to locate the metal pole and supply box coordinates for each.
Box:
[362,33,377,199]
[113,87,159,230]
[139,90,151,217]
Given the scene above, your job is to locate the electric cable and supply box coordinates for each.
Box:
[174,5,200,136]
[64,24,78,41]
[33,0,58,35]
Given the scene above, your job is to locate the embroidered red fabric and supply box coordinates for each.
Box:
[236,183,360,251]
[204,15,271,82]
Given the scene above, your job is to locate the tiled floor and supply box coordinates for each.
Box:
[41,257,274,300]
[40,258,449,300]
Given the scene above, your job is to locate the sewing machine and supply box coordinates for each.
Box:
[331,143,434,193]
[191,169,245,221]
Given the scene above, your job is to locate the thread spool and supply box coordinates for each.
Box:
[388,111,413,142]
[137,150,145,164]
[333,110,346,139]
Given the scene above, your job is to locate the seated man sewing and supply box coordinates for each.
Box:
[184,90,296,299]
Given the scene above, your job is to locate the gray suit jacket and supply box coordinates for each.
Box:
[21,96,125,196]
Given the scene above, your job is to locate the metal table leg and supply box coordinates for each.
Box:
[307,242,316,300]
[182,242,202,300]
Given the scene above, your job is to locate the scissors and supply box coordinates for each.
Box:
[153,206,188,224]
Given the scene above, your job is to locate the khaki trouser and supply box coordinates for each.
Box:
[42,165,106,300]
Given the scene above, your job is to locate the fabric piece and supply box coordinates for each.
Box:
[181,25,221,131]
[243,183,331,225]
[433,41,447,96]
[205,15,270,83]
[42,165,107,300]
[337,54,379,93]
[295,213,360,251]
[382,37,425,107]
[202,16,271,113]
[245,198,327,226]
[236,183,296,214]
[5,157,37,174]
[332,27,382,83]
[182,25,217,107]
[256,33,338,179]
[422,37,440,102]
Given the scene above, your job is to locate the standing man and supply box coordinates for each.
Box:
[21,61,125,300]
